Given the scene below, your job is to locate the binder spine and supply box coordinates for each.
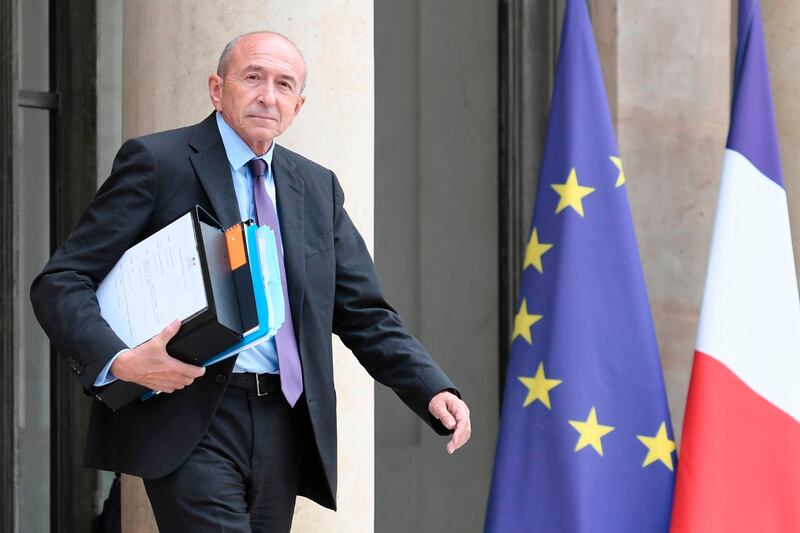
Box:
[226,224,258,333]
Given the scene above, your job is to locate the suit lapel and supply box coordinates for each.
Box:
[189,116,306,340]
[272,146,305,338]
[188,113,241,229]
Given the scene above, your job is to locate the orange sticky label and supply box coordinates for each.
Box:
[225,224,246,270]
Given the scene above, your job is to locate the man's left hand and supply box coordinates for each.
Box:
[428,391,471,454]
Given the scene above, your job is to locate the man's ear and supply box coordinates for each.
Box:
[293,95,306,117]
[208,74,224,112]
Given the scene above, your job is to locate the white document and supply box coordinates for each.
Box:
[96,212,208,348]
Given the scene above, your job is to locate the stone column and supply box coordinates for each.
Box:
[763,1,800,263]
[121,2,374,531]
[592,0,732,442]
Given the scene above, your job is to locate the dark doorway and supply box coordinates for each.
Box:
[0,0,99,530]
[497,0,562,395]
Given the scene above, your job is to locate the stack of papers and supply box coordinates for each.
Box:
[96,212,211,349]
[93,206,287,409]
[202,223,284,367]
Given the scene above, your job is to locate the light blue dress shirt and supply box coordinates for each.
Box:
[215,112,280,375]
[94,112,281,386]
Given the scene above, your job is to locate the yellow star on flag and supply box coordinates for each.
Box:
[523,228,553,274]
[637,422,676,471]
[551,168,595,216]
[609,156,625,187]
[518,362,562,409]
[568,407,615,456]
[511,299,542,345]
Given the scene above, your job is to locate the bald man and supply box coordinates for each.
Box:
[31,32,470,532]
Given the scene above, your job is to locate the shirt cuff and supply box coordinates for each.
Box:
[93,348,129,387]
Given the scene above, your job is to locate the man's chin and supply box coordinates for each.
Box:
[242,128,279,146]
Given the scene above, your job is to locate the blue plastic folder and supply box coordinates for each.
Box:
[202,223,284,365]
[140,222,285,401]
[257,226,285,338]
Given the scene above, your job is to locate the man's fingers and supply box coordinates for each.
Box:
[428,393,470,433]
[430,394,472,453]
[148,373,195,393]
[448,418,471,454]
[443,398,470,432]
[432,401,457,429]
[447,427,462,454]
[157,319,182,345]
[455,401,470,421]
[441,414,456,430]
[165,355,205,379]
[142,356,204,392]
[168,373,197,387]
[179,363,205,378]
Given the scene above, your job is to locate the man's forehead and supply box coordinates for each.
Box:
[232,34,303,67]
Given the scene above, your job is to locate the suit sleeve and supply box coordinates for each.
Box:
[30,138,158,390]
[329,172,458,436]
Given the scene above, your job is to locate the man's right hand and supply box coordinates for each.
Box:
[110,319,205,393]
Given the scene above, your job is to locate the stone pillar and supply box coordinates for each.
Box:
[762,1,800,263]
[593,1,732,442]
[121,2,374,531]
[373,1,498,530]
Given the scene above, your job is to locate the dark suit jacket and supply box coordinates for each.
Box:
[30,112,456,510]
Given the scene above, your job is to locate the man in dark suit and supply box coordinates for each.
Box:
[30,31,471,532]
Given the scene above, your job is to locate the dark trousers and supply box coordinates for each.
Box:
[143,385,303,532]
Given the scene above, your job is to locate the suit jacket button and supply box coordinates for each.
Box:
[215,374,226,384]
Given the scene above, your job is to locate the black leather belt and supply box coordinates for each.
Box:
[227,372,281,397]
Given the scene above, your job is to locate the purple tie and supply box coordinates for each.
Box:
[248,158,303,406]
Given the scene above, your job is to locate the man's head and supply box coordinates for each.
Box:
[208,32,307,155]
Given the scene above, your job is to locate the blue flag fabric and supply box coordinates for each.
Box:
[485,1,675,531]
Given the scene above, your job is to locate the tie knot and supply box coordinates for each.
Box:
[248,158,267,179]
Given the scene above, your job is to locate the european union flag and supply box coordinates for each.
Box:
[485,1,675,531]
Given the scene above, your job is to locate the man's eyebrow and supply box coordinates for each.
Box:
[276,73,299,85]
[240,65,299,84]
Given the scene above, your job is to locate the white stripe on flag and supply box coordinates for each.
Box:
[696,148,800,422]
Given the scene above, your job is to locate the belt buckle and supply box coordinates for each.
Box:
[255,374,269,397]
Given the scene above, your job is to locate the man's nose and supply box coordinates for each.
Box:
[257,81,278,106]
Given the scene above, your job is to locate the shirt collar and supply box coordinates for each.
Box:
[215,111,275,172]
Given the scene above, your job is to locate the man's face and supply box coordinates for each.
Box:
[208,34,306,154]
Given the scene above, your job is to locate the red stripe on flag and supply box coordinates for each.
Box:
[671,351,800,532]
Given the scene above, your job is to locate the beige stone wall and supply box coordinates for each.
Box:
[596,1,733,443]
[604,0,800,446]
[763,0,800,270]
[121,1,374,531]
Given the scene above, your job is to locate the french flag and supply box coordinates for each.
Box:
[670,1,800,531]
